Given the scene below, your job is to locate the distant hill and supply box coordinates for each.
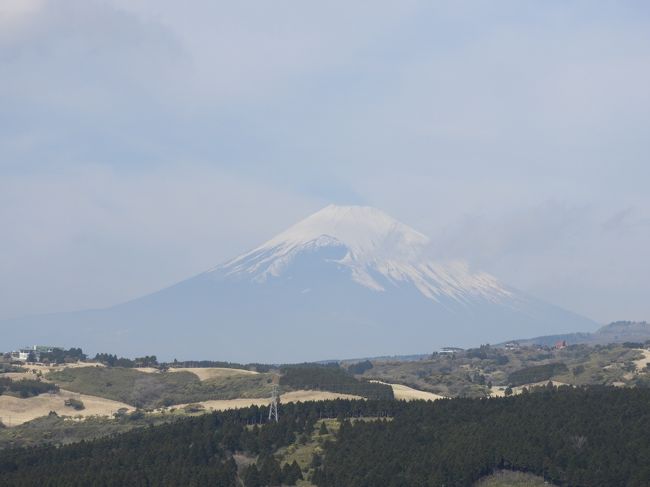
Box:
[504,321,650,347]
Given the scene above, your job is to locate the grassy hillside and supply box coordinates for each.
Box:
[0,412,171,450]
[47,367,275,408]
[475,470,548,486]
[359,343,648,397]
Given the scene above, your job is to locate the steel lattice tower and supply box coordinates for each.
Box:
[268,384,280,422]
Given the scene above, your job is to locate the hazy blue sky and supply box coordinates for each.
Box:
[1,0,649,324]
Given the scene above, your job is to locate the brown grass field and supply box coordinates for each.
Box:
[0,389,132,427]
[370,380,446,401]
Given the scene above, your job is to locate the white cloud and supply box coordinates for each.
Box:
[0,0,44,17]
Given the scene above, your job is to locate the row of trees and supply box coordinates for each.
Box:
[93,353,158,368]
[93,354,276,372]
[39,347,86,364]
[0,378,58,398]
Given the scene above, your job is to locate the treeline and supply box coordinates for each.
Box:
[280,364,394,400]
[40,347,86,364]
[0,399,399,486]
[507,363,568,386]
[0,378,58,398]
[314,386,650,486]
[92,355,274,372]
[6,346,270,370]
[93,353,159,368]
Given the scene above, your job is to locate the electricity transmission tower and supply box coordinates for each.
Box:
[268,384,280,422]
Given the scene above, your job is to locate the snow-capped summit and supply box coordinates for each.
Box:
[260,204,430,258]
[3,204,598,363]
[215,205,511,304]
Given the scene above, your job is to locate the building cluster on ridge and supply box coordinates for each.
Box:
[8,345,60,362]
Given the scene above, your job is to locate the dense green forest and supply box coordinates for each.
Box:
[280,364,394,400]
[314,386,650,486]
[1,387,650,485]
[0,399,398,486]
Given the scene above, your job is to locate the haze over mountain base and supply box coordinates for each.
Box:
[3,206,597,362]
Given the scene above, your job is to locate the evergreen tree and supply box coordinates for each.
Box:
[243,464,261,487]
[259,455,282,486]
[319,421,329,435]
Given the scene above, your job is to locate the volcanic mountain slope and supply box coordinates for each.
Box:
[4,205,597,362]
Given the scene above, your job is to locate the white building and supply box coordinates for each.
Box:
[438,347,464,355]
[10,345,59,362]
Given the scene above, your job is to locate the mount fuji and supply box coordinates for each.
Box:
[3,205,597,362]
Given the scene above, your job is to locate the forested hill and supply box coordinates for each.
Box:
[315,386,650,486]
[1,387,650,486]
[0,400,398,487]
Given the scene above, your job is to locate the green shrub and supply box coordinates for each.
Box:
[183,403,205,414]
[0,364,27,374]
[64,398,85,411]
